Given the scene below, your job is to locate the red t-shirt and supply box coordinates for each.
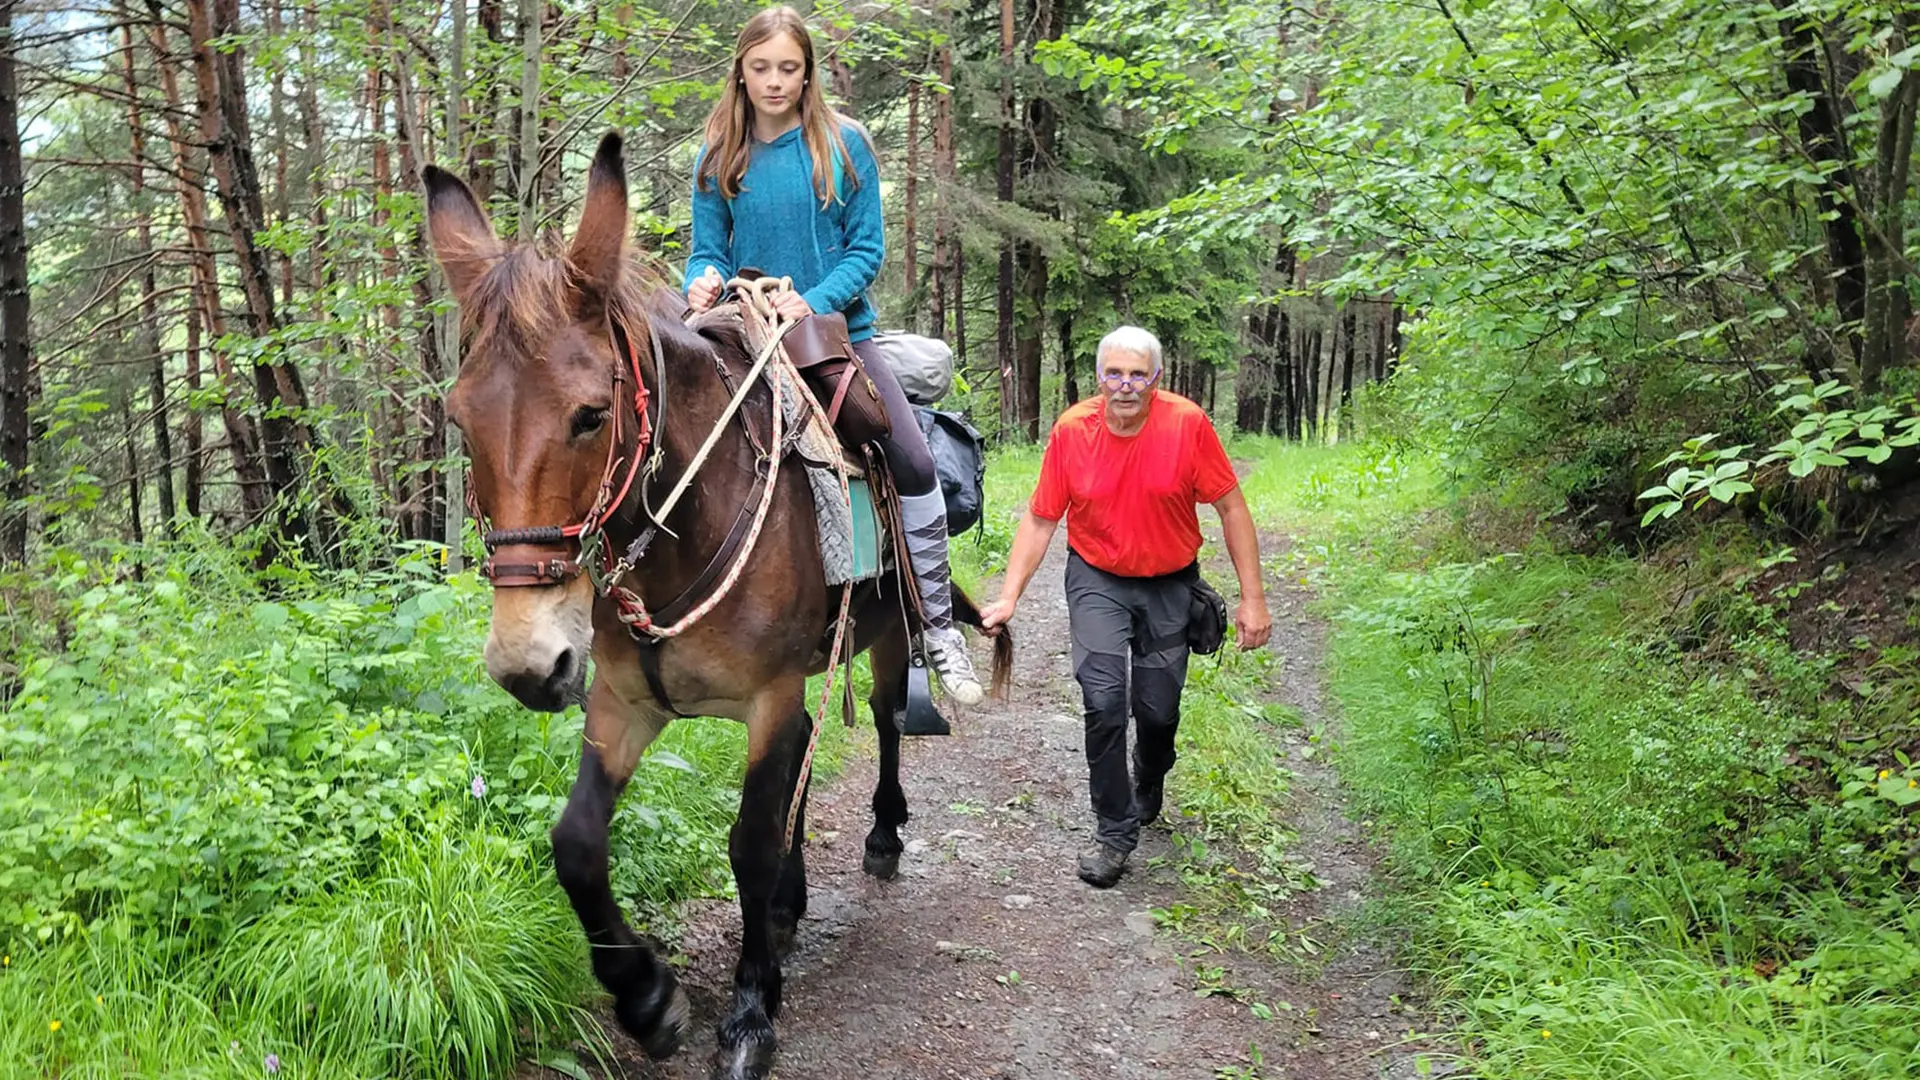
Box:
[1030,391,1240,577]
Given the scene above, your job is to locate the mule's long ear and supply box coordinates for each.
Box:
[568,132,630,306]
[423,165,500,303]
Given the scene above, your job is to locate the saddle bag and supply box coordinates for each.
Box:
[913,405,987,534]
[784,312,891,445]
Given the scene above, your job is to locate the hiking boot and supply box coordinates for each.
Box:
[924,625,984,705]
[1076,843,1129,889]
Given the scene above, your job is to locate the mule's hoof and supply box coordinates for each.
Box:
[862,848,900,880]
[616,981,688,1061]
[711,1036,777,1080]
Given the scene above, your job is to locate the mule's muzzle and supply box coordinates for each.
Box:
[499,645,583,711]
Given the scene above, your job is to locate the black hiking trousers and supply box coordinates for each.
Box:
[1064,549,1192,854]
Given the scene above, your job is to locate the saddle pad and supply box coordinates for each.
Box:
[813,469,885,586]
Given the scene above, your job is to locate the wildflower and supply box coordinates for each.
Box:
[2,954,9,967]
[1480,880,1490,887]
[264,1052,281,1074]
[230,1042,240,1054]
[470,774,487,799]
[1541,1029,1551,1039]
[94,994,103,1005]
[1880,769,1892,780]
[48,1020,61,1033]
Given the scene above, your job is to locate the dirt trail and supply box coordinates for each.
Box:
[582,532,1443,1080]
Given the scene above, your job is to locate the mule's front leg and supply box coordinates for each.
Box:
[863,631,911,880]
[716,684,812,1080]
[551,688,687,1059]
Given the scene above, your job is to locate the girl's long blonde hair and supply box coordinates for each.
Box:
[697,6,859,209]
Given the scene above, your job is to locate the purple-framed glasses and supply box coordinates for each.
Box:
[1098,368,1160,392]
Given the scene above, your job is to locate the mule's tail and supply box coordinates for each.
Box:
[950,585,1014,701]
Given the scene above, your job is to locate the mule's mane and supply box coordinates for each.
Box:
[459,241,672,360]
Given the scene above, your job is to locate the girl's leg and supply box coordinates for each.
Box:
[851,338,982,705]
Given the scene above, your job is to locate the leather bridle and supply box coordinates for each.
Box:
[474,312,664,588]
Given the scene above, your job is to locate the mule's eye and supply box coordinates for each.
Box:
[571,406,609,439]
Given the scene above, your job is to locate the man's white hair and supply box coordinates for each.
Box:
[1096,325,1163,371]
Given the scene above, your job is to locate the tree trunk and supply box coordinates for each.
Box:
[1338,304,1357,438]
[445,0,471,572]
[996,0,1016,439]
[367,29,410,531]
[266,0,295,310]
[611,1,632,80]
[904,79,920,331]
[954,243,967,369]
[469,0,505,201]
[184,300,203,518]
[1774,0,1866,369]
[395,46,447,546]
[189,0,324,539]
[1014,248,1045,440]
[1060,309,1078,407]
[0,5,27,565]
[1388,304,1403,376]
[1372,305,1388,382]
[1863,57,1918,392]
[931,46,954,341]
[122,398,145,548]
[121,20,177,531]
[515,0,542,232]
[538,1,562,201]
[1304,326,1322,442]
[147,8,272,524]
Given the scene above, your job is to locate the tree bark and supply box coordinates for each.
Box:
[1775,0,1865,369]
[904,79,920,332]
[1338,303,1357,438]
[189,0,327,542]
[1304,326,1322,442]
[1059,309,1078,407]
[394,45,447,546]
[931,45,955,341]
[121,20,177,531]
[265,0,295,310]
[996,0,1016,439]
[953,243,967,368]
[122,398,145,548]
[445,0,470,572]
[147,8,272,524]
[184,299,203,518]
[0,5,28,565]
[1863,57,1917,392]
[469,0,505,201]
[516,0,542,232]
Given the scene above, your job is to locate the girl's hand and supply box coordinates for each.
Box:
[687,266,724,312]
[772,290,814,321]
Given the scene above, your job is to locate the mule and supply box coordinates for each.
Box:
[422,133,1010,1080]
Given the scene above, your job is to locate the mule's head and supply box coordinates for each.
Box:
[424,133,641,711]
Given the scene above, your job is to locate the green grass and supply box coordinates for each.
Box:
[1,826,600,1080]
[1152,435,1920,1080]
[0,544,850,1078]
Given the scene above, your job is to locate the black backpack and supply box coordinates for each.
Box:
[913,406,987,535]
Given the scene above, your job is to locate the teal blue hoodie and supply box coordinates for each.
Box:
[683,122,884,341]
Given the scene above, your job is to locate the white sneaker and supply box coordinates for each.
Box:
[923,626,984,705]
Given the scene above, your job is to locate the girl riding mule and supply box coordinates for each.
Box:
[422,132,1009,1080]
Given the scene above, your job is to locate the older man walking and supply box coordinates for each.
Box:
[980,326,1271,888]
